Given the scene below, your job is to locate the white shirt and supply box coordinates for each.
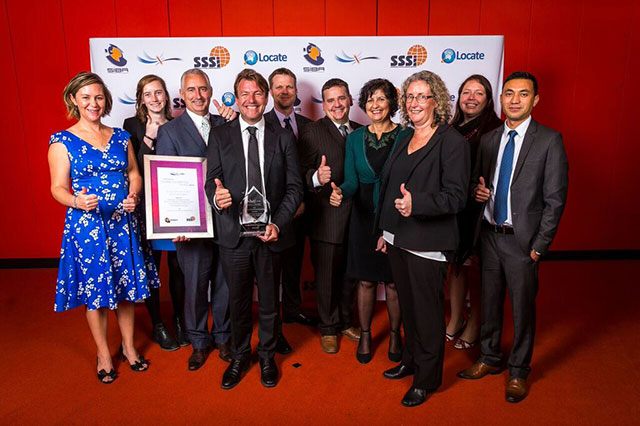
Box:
[273,108,299,138]
[382,231,447,263]
[185,108,210,144]
[312,119,352,188]
[483,116,532,226]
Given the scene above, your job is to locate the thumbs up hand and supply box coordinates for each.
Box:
[329,182,343,207]
[214,178,232,210]
[75,186,99,211]
[213,99,237,121]
[474,176,491,202]
[394,183,412,217]
[123,192,139,213]
[317,155,332,186]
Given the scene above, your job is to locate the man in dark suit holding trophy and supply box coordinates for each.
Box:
[205,69,303,389]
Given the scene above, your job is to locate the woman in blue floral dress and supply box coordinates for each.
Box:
[48,72,160,383]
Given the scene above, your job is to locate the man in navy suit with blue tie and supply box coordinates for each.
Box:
[457,72,569,403]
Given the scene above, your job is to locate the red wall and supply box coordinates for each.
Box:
[2,0,638,258]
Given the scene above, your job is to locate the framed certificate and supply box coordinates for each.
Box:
[144,155,214,240]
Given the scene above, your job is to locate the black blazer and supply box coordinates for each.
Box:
[123,116,156,175]
[375,125,470,253]
[204,119,303,252]
[472,119,568,255]
[298,117,361,244]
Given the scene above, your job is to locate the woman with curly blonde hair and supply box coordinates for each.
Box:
[375,70,470,407]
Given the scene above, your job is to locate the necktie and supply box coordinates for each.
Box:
[339,124,349,138]
[494,130,517,226]
[246,126,264,218]
[283,117,293,132]
[201,117,210,144]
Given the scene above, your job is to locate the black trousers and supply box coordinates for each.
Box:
[175,240,230,350]
[479,227,538,379]
[280,214,306,319]
[387,245,447,391]
[310,240,353,335]
[219,238,281,361]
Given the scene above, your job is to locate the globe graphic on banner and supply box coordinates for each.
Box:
[209,46,231,67]
[407,45,428,66]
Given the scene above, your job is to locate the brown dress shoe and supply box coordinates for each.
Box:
[188,347,211,371]
[320,335,339,354]
[341,327,361,342]
[457,362,503,379]
[216,342,232,363]
[506,377,528,403]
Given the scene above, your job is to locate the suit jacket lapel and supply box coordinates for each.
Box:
[229,120,246,190]
[512,120,537,182]
[179,112,206,154]
[263,121,276,182]
[405,126,443,182]
[322,117,346,149]
[486,128,503,186]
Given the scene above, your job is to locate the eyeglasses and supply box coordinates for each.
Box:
[404,94,434,104]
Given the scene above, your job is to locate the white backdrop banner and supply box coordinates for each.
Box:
[90,36,503,127]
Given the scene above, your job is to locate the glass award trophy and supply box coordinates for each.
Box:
[239,186,271,236]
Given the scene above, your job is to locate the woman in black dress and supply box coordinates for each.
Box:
[446,75,502,349]
[123,74,187,351]
[330,79,410,364]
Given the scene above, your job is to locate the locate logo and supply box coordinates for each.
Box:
[390,45,427,68]
[138,52,182,65]
[105,44,129,73]
[193,46,231,69]
[303,43,325,73]
[441,48,485,64]
[335,51,379,64]
[118,93,136,105]
[222,92,236,106]
[244,50,288,65]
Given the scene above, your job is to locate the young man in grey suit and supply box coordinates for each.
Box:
[298,78,362,354]
[458,72,569,403]
[156,69,236,371]
[205,69,303,389]
[263,68,315,355]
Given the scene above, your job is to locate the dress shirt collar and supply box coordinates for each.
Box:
[502,115,532,140]
[239,115,265,134]
[329,119,352,133]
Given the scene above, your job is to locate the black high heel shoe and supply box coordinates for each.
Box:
[388,329,402,363]
[96,358,117,384]
[356,330,372,364]
[119,345,149,372]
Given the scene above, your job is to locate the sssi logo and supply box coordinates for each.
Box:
[244,50,287,65]
[335,51,379,64]
[390,45,427,68]
[303,43,325,73]
[441,48,485,64]
[138,52,182,65]
[222,92,236,106]
[118,94,136,105]
[193,46,231,69]
[105,44,129,73]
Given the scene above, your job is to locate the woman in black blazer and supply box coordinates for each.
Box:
[375,71,470,407]
[123,74,187,351]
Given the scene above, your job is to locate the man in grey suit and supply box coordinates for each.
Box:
[299,78,361,354]
[263,68,315,355]
[156,68,235,371]
[457,72,569,403]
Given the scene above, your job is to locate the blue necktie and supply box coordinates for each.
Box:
[494,130,517,226]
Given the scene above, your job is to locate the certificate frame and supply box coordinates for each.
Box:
[144,155,214,240]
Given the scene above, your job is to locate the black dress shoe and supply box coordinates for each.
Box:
[383,364,415,380]
[401,387,429,407]
[259,357,279,388]
[153,323,179,351]
[188,347,210,371]
[216,342,232,363]
[221,358,250,390]
[275,333,293,354]
[283,312,318,326]
[174,317,191,347]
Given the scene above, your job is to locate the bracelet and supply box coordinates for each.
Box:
[73,194,78,208]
